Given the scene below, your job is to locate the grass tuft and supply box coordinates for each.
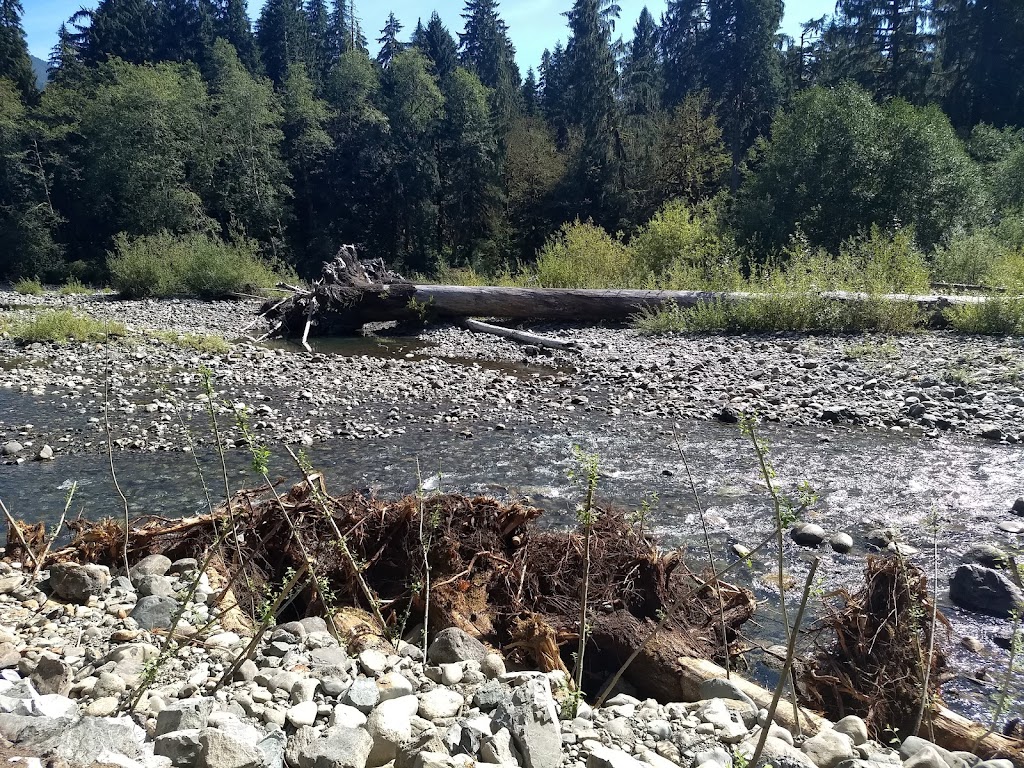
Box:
[152,330,231,354]
[13,278,43,296]
[58,278,93,296]
[11,310,126,344]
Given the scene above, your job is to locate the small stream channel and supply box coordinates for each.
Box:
[1,340,1023,727]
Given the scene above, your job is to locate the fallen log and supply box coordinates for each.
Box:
[259,248,1006,340]
[462,318,582,352]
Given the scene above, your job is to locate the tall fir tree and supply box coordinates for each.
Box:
[82,0,158,65]
[305,0,331,85]
[935,0,1024,128]
[155,0,217,67]
[376,13,403,69]
[822,0,933,102]
[48,22,88,86]
[0,0,34,101]
[459,0,520,134]
[414,12,459,81]
[564,0,624,226]
[521,68,539,115]
[622,7,661,117]
[660,0,708,107]
[216,0,260,73]
[703,0,783,188]
[256,0,309,84]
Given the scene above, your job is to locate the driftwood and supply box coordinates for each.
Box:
[462,318,582,352]
[257,247,1007,341]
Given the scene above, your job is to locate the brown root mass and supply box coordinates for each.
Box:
[802,555,951,740]
[45,476,754,700]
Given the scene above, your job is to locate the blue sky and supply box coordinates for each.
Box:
[23,0,835,72]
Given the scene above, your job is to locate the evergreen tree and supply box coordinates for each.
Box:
[459,0,520,134]
[0,0,35,101]
[82,0,158,65]
[622,7,661,117]
[660,0,708,108]
[822,0,933,102]
[539,43,570,143]
[305,0,331,85]
[326,0,349,58]
[521,68,539,115]
[438,67,504,265]
[256,0,309,85]
[48,23,88,86]
[202,39,289,244]
[155,0,217,67]
[416,12,458,81]
[216,0,260,72]
[564,0,623,226]
[376,13,403,69]
[935,0,1024,128]
[282,63,332,265]
[703,0,783,188]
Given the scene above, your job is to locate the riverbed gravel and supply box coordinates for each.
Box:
[0,555,1003,768]
[2,290,1024,459]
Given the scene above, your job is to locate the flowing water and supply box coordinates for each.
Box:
[1,350,1022,727]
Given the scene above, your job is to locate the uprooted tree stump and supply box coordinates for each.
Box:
[44,475,754,702]
[803,555,1024,766]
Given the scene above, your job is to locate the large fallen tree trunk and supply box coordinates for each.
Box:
[259,249,1002,340]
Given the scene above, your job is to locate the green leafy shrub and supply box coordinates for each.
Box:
[629,200,741,289]
[945,298,1024,334]
[13,277,43,296]
[109,232,283,299]
[11,310,126,343]
[532,219,638,288]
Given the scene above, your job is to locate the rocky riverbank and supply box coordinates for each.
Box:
[0,554,1013,768]
[1,291,1024,461]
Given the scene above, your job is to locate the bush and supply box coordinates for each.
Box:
[109,232,283,299]
[629,200,741,289]
[11,310,126,344]
[13,277,43,296]
[932,227,1024,290]
[945,298,1024,334]
[532,220,638,288]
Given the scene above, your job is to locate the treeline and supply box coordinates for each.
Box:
[0,0,1023,283]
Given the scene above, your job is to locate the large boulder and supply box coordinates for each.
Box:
[365,695,418,767]
[801,729,855,768]
[48,563,110,603]
[36,716,147,764]
[130,554,173,582]
[198,727,263,768]
[427,628,489,665]
[297,725,374,768]
[130,594,179,630]
[504,676,561,768]
[949,564,1024,618]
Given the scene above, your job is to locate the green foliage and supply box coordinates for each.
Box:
[152,330,231,354]
[58,278,92,295]
[12,277,42,295]
[10,310,126,344]
[945,298,1024,335]
[534,219,637,288]
[108,231,282,298]
[630,200,740,289]
[737,83,985,253]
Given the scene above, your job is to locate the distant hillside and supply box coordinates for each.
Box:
[31,55,47,89]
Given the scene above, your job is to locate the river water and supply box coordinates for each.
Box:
[1,350,1022,727]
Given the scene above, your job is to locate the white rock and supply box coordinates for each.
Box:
[286,701,319,728]
[366,695,418,766]
[330,703,368,729]
[588,745,646,768]
[358,649,389,676]
[204,632,242,651]
[377,671,415,702]
[801,728,855,768]
[418,688,464,720]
